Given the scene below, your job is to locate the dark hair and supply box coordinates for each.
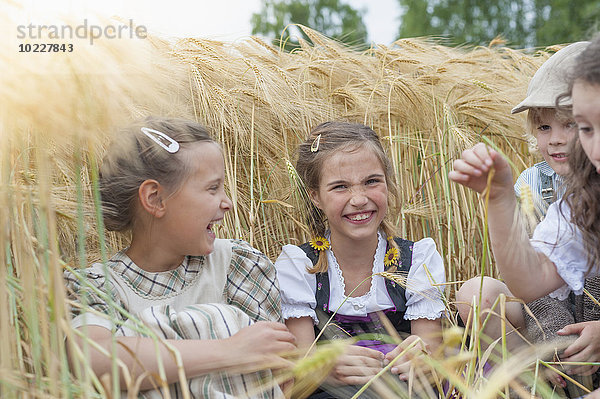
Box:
[99,117,215,231]
[561,36,600,273]
[296,121,399,273]
[569,37,600,88]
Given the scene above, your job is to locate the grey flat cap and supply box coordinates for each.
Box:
[511,41,590,114]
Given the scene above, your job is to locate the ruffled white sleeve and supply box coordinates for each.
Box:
[530,201,592,300]
[274,245,318,324]
[404,238,446,320]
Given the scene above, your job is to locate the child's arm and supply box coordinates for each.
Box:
[411,317,443,353]
[284,316,316,348]
[449,143,564,302]
[70,321,296,391]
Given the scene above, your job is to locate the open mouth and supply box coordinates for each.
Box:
[207,219,222,237]
[550,153,568,161]
[345,211,374,223]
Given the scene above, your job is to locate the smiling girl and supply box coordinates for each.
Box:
[275,122,445,396]
[64,117,295,398]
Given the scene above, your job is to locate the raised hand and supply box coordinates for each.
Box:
[448,143,514,199]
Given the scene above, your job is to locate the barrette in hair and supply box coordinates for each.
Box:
[310,134,321,153]
[140,127,180,153]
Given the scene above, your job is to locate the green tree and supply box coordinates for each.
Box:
[251,0,369,51]
[397,0,600,48]
[533,0,600,47]
[397,0,531,47]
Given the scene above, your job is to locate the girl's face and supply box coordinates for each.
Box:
[572,81,600,174]
[534,109,577,176]
[162,142,232,255]
[310,145,388,244]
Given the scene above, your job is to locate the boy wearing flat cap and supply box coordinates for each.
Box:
[457,41,600,397]
[512,41,589,218]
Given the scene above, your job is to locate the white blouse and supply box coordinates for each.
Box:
[531,201,598,300]
[275,232,446,325]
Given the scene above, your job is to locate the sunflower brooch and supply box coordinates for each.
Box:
[384,247,399,268]
[309,236,330,251]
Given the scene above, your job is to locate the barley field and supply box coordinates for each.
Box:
[1,8,588,398]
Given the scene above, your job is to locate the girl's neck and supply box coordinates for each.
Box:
[127,234,185,273]
[329,231,379,271]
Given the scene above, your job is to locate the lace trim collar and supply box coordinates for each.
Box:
[327,231,386,305]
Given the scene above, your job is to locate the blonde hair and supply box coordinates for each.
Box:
[99,117,214,232]
[296,121,399,274]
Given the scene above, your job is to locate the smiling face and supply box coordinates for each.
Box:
[310,145,388,245]
[162,141,232,255]
[531,108,577,176]
[572,82,600,174]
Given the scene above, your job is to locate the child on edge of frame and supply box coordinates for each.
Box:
[64,117,296,398]
[456,41,600,396]
[275,121,446,398]
[450,36,600,398]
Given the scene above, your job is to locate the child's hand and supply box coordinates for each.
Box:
[448,143,513,199]
[327,345,384,386]
[384,335,428,381]
[558,321,600,376]
[227,321,297,370]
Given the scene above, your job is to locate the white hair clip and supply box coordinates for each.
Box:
[310,134,321,153]
[140,127,180,153]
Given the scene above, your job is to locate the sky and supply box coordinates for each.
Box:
[11,0,403,45]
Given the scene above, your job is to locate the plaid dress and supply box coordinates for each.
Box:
[65,239,284,399]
